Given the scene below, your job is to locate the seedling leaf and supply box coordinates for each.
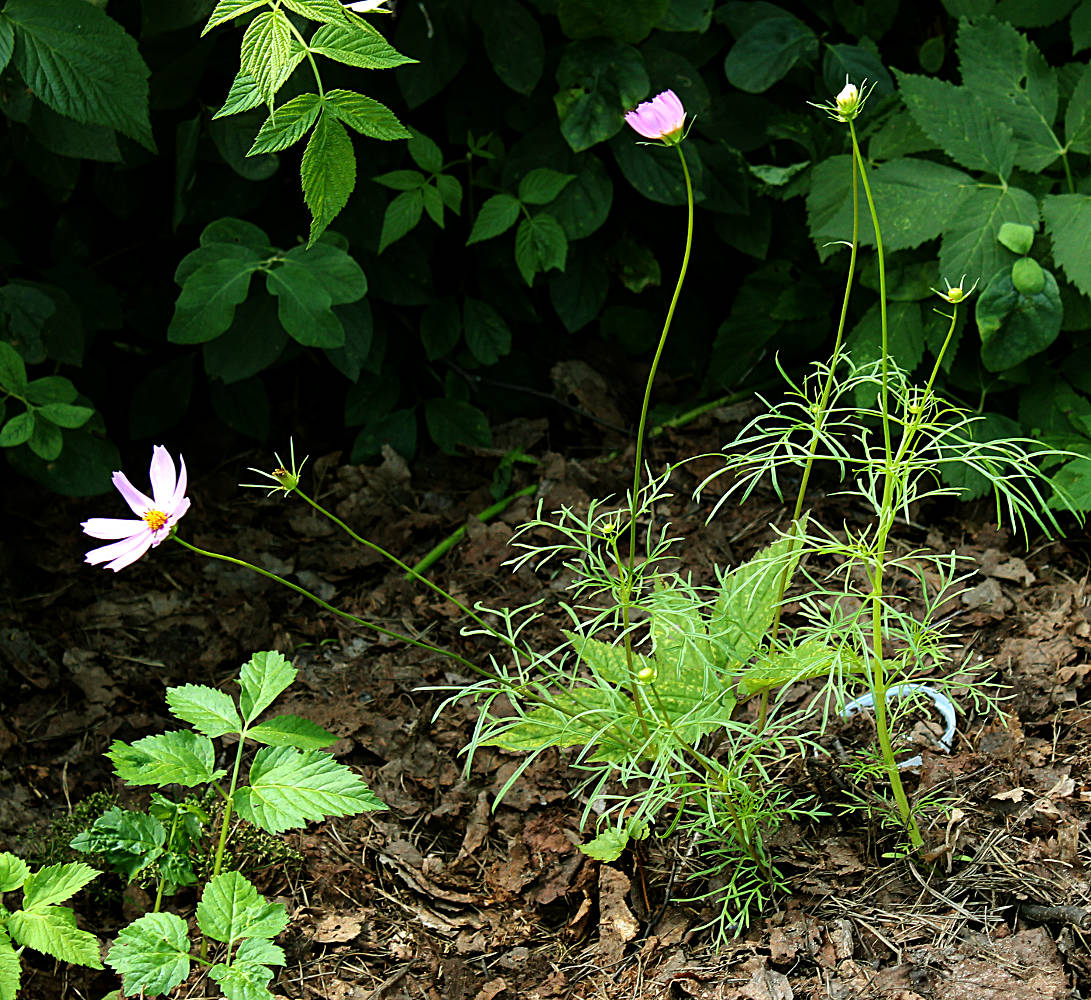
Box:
[107,911,191,995]
[166,684,243,737]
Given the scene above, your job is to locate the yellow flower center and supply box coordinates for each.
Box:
[143,509,169,531]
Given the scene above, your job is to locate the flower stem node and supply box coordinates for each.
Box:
[931,274,979,305]
[624,89,686,145]
[241,440,309,497]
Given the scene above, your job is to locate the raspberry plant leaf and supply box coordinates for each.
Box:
[107,911,191,996]
[107,731,226,787]
[166,684,244,738]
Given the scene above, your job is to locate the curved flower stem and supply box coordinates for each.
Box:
[849,122,923,851]
[620,143,694,732]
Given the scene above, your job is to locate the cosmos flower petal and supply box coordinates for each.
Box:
[169,454,189,512]
[624,89,686,142]
[81,517,148,540]
[84,530,154,569]
[113,471,155,518]
[149,446,178,509]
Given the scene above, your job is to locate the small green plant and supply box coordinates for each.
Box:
[72,649,384,998]
[0,852,102,999]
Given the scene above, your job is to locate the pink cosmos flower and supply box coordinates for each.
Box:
[624,90,686,143]
[82,446,190,572]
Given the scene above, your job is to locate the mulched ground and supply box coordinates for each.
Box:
[2,407,1090,1000]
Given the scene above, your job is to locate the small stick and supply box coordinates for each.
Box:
[1020,903,1091,930]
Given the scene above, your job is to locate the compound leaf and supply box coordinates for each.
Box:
[21,862,98,909]
[7,907,102,968]
[165,684,243,738]
[107,911,190,996]
[239,650,295,723]
[106,731,224,788]
[302,108,356,246]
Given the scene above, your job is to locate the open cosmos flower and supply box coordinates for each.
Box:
[624,89,686,143]
[82,446,190,571]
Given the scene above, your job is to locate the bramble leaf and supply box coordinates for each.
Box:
[197,872,288,945]
[309,22,415,68]
[234,746,386,833]
[736,640,868,699]
[514,213,567,285]
[215,69,265,118]
[378,189,424,253]
[0,927,20,1000]
[204,0,268,34]
[69,808,166,881]
[107,731,224,787]
[324,89,410,141]
[939,184,1038,288]
[239,10,296,102]
[239,650,295,723]
[467,194,521,245]
[106,911,191,996]
[247,715,338,749]
[302,108,356,246]
[7,906,102,968]
[21,862,98,909]
[210,958,277,1000]
[166,684,243,737]
[462,298,511,365]
[249,93,323,154]
[518,168,576,206]
[0,854,29,893]
[1043,193,1091,298]
[282,0,352,22]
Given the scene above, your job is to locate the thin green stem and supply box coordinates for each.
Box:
[1061,151,1075,194]
[282,13,324,98]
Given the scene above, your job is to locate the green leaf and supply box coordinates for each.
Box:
[0,413,34,448]
[204,0,268,33]
[0,342,27,393]
[372,169,425,191]
[809,155,971,255]
[21,862,98,909]
[168,253,263,345]
[0,17,14,75]
[106,911,190,996]
[550,250,608,333]
[894,71,1015,179]
[557,0,669,43]
[235,936,286,967]
[201,217,271,250]
[69,808,166,881]
[976,264,1062,371]
[302,108,356,246]
[736,640,867,699]
[6,0,154,150]
[27,419,62,461]
[957,16,1061,170]
[0,927,20,1000]
[234,746,385,834]
[611,135,703,206]
[435,173,461,214]
[239,650,296,723]
[518,168,576,205]
[210,958,277,1000]
[36,403,92,429]
[467,194,522,245]
[378,189,423,253]
[579,827,629,861]
[7,906,102,968]
[196,872,288,945]
[1050,457,1091,510]
[822,43,894,98]
[939,184,1038,289]
[421,183,444,227]
[1043,193,1091,298]
[165,684,243,738]
[548,152,613,239]
[1064,62,1091,154]
[240,10,295,102]
[106,731,224,788]
[462,298,511,364]
[514,213,567,285]
[266,265,344,348]
[324,88,411,140]
[1075,0,1091,53]
[281,0,352,21]
[249,93,322,154]
[203,296,288,384]
[724,12,818,94]
[215,69,265,118]
[309,22,415,68]
[847,301,925,372]
[24,376,76,404]
[407,130,443,172]
[0,854,29,893]
[421,300,461,360]
[476,0,544,94]
[425,398,493,453]
[247,715,338,749]
[554,38,648,152]
[283,243,367,304]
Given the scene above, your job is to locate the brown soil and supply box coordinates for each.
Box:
[2,412,1090,1000]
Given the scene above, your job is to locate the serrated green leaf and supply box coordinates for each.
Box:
[1064,62,1091,154]
[302,108,356,246]
[36,402,92,429]
[107,911,190,996]
[467,193,521,245]
[166,684,243,738]
[309,22,415,68]
[69,808,166,881]
[107,731,224,788]
[518,168,576,206]
[323,88,410,141]
[421,184,444,227]
[566,631,651,686]
[1043,193,1091,298]
[372,169,425,191]
[894,72,1015,179]
[235,936,286,967]
[939,184,1038,288]
[239,650,296,723]
[579,827,629,861]
[0,854,30,893]
[378,189,423,253]
[0,926,20,1000]
[282,0,351,22]
[168,253,263,345]
[847,301,925,372]
[249,93,322,154]
[7,907,102,968]
[514,213,567,285]
[0,342,27,394]
[265,265,344,348]
[0,413,34,448]
[957,16,1061,171]
[210,958,277,1000]
[462,298,511,365]
[736,641,868,699]
[6,0,154,150]
[435,173,461,214]
[234,746,385,834]
[0,18,14,75]
[240,10,295,102]
[22,862,98,909]
[204,0,268,33]
[283,243,367,304]
[247,715,338,749]
[215,69,265,118]
[407,131,442,172]
[197,872,288,945]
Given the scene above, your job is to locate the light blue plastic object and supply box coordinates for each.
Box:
[841,683,956,771]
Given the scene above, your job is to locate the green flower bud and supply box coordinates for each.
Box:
[1011,257,1045,296]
